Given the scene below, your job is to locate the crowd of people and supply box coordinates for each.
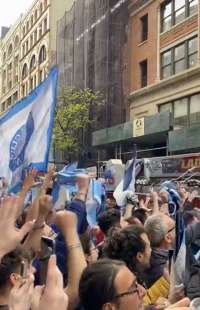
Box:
[0,166,199,310]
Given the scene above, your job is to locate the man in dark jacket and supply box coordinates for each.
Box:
[144,213,176,288]
[184,221,200,300]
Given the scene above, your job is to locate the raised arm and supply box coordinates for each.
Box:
[55,211,87,310]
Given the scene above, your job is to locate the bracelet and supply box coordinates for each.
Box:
[67,243,82,250]
[40,253,51,261]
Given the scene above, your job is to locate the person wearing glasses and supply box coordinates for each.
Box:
[79,259,146,310]
[79,259,190,310]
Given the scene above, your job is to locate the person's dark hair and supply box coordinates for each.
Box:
[183,201,194,211]
[0,247,30,291]
[79,259,125,310]
[97,208,121,235]
[103,225,146,272]
[131,208,148,225]
[183,210,198,227]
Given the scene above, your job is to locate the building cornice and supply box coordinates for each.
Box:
[129,66,200,102]
[129,0,155,16]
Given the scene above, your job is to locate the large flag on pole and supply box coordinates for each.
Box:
[0,67,58,192]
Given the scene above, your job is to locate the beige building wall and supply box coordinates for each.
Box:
[129,66,200,120]
[0,18,21,112]
[0,0,75,115]
[20,0,50,99]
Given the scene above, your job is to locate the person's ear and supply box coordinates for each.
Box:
[164,233,171,244]
[10,273,21,286]
[136,251,144,263]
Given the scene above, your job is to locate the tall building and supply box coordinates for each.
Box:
[56,0,128,161]
[0,0,74,114]
[93,0,200,160]
[0,18,21,112]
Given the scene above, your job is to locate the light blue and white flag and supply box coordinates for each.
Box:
[0,67,58,192]
[113,145,138,207]
[52,162,85,207]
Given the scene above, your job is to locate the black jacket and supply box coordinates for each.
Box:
[185,222,200,300]
[143,248,169,288]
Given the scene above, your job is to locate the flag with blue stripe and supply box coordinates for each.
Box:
[0,67,58,193]
[113,145,138,206]
[52,162,85,206]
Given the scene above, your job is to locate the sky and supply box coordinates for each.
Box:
[0,0,33,29]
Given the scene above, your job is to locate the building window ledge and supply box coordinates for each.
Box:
[129,65,200,100]
[137,40,148,47]
[160,13,198,37]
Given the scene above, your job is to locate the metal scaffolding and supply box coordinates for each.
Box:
[56,0,128,131]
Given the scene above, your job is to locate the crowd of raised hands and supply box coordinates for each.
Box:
[0,168,193,310]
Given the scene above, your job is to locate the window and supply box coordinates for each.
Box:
[161,1,172,32]
[7,97,12,107]
[159,102,172,113]
[30,77,34,91]
[44,17,47,32]
[189,0,198,15]
[159,93,200,129]
[40,2,43,15]
[7,44,13,58]
[30,55,36,72]
[174,98,188,128]
[26,21,29,33]
[188,36,197,68]
[14,55,19,65]
[39,23,42,37]
[3,52,6,63]
[14,36,19,48]
[3,70,6,82]
[2,102,6,112]
[161,36,197,79]
[23,26,26,36]
[174,43,185,74]
[30,34,33,47]
[174,0,185,24]
[141,14,148,42]
[161,0,198,32]
[31,15,34,27]
[22,84,25,97]
[34,9,38,21]
[34,29,37,43]
[13,92,18,103]
[22,63,28,79]
[14,56,19,76]
[34,75,37,87]
[161,50,172,78]
[8,63,12,80]
[8,80,12,90]
[22,44,25,57]
[39,69,43,83]
[25,40,29,53]
[39,45,47,64]
[14,75,18,84]
[140,59,147,87]
[190,94,200,125]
